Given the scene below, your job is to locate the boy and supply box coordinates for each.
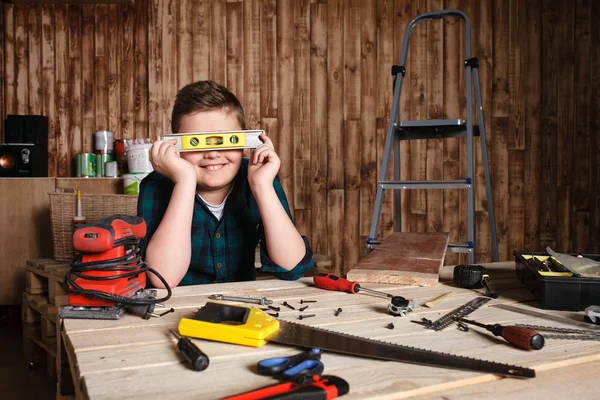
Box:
[138,80,314,288]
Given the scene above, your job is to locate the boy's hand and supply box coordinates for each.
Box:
[247,134,280,189]
[150,139,197,185]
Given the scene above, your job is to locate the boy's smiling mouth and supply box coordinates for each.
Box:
[202,164,227,171]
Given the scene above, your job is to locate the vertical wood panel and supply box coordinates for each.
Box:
[326,0,344,269]
[309,2,328,257]
[177,0,192,89]
[243,0,260,129]
[293,0,310,218]
[0,5,4,143]
[326,0,344,190]
[539,0,559,248]
[148,0,161,136]
[408,0,427,227]
[27,6,41,115]
[375,0,396,241]
[55,5,69,176]
[476,0,494,262]
[277,0,295,211]
[590,0,600,253]
[524,0,542,251]
[425,0,443,239]
[95,5,108,130]
[68,5,82,163]
[14,5,27,115]
[226,2,243,103]
[107,5,120,137]
[191,0,209,82]
[359,0,377,256]
[4,6,15,116]
[506,0,525,257]
[342,0,360,268]
[210,0,226,85]
[161,0,175,134]
[41,5,56,176]
[134,0,148,139]
[82,6,95,149]
[491,0,509,259]
[121,3,134,139]
[344,120,361,271]
[572,0,591,252]
[260,0,277,118]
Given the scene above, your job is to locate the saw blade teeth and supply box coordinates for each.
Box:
[280,320,534,374]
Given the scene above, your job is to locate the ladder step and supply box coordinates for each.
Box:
[366,239,473,253]
[379,179,471,190]
[446,242,474,254]
[399,119,465,128]
[396,119,480,140]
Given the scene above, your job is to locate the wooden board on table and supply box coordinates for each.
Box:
[347,232,449,286]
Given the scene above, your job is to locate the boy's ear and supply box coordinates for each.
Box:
[242,148,251,158]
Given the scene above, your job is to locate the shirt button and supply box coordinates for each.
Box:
[215,233,221,239]
[216,263,222,269]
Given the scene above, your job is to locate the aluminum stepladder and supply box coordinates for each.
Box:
[367,10,499,264]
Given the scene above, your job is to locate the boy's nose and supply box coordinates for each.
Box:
[203,150,221,159]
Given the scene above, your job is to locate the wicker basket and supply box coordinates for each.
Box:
[49,192,139,261]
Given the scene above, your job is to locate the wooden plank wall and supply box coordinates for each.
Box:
[0,0,598,273]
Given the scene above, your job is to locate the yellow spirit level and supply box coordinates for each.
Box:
[161,130,264,152]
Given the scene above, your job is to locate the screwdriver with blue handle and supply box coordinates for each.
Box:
[170,329,210,371]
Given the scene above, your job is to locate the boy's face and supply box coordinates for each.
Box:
[177,109,243,195]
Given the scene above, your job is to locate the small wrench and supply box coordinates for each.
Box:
[208,294,273,305]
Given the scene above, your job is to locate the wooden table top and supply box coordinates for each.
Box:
[61,262,600,399]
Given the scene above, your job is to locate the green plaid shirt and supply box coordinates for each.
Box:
[137,158,314,285]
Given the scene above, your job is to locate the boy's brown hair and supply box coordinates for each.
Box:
[171,80,246,133]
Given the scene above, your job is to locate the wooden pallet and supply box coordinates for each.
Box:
[22,259,74,400]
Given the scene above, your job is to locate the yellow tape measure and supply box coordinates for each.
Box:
[161,130,264,152]
[178,302,279,347]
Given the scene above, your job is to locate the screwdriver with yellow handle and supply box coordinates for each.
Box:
[455,317,545,350]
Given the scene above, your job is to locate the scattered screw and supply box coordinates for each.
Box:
[157,308,175,317]
[334,308,343,316]
[456,321,469,332]
[259,308,270,311]
[268,312,279,318]
[300,300,317,304]
[387,323,395,330]
[268,305,281,312]
[298,314,316,320]
[299,305,309,312]
[282,301,295,310]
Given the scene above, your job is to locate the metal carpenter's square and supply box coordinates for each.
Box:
[161,130,264,152]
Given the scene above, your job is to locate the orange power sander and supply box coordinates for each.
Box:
[59,215,172,320]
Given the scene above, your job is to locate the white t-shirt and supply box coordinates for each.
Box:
[198,189,232,220]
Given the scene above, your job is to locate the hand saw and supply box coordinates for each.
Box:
[178,302,535,379]
[161,130,264,152]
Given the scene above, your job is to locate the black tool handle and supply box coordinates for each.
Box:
[178,336,210,371]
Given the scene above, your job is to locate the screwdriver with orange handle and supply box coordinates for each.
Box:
[313,273,394,298]
[455,317,545,350]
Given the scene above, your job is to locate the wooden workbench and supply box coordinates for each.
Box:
[61,262,600,399]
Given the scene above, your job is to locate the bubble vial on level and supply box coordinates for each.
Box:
[230,135,239,144]
[205,136,224,146]
[190,137,200,146]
